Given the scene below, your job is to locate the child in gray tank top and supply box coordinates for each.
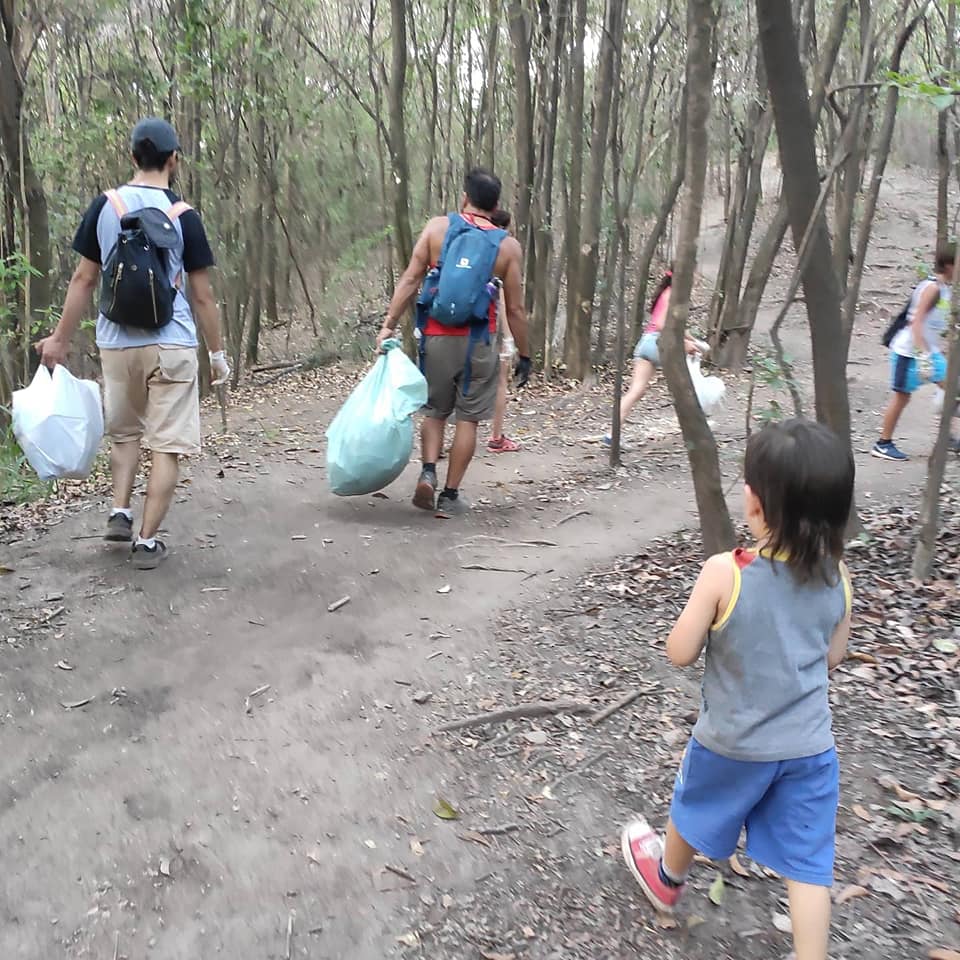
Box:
[621,419,854,960]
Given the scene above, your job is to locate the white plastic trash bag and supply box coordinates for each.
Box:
[687,355,726,414]
[12,364,104,480]
[326,340,428,496]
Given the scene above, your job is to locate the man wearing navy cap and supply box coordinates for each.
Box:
[36,118,229,570]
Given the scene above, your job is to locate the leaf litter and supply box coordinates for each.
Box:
[394,484,960,959]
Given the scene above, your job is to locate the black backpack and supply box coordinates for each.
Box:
[881,277,940,348]
[98,189,191,330]
[881,301,910,348]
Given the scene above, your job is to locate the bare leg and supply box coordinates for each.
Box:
[880,391,911,440]
[661,819,698,880]
[421,416,445,464]
[786,879,831,960]
[619,359,657,427]
[140,452,179,540]
[491,364,509,442]
[110,440,140,510]
[446,420,479,490]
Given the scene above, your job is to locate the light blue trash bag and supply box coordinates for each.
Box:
[326,339,428,496]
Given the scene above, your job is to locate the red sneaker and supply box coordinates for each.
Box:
[488,434,521,453]
[621,818,685,913]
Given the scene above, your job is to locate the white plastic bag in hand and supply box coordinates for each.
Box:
[12,365,104,480]
[687,355,726,414]
[933,385,945,413]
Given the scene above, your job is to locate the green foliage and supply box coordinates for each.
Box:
[0,416,51,505]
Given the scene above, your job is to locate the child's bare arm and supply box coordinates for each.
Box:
[666,553,731,667]
[827,562,852,671]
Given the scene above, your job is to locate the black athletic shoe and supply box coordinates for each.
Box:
[105,512,134,542]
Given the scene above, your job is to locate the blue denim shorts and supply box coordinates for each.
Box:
[670,739,839,887]
[890,350,946,394]
[632,332,660,365]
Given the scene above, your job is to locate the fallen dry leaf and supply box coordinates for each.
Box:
[772,913,792,934]
[708,873,725,906]
[835,884,870,905]
[728,853,750,877]
[928,951,960,960]
[851,803,873,823]
[480,953,515,960]
[396,931,420,947]
[432,797,459,821]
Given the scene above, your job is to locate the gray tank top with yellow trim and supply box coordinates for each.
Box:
[692,548,850,763]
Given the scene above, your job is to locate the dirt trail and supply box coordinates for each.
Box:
[0,166,951,959]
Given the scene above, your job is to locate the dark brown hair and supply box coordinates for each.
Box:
[649,266,673,314]
[935,242,956,273]
[744,419,854,583]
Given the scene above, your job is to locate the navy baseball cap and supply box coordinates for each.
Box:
[131,118,181,153]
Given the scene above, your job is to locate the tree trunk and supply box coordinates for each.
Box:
[565,0,626,381]
[0,1,52,376]
[507,0,535,259]
[841,1,926,341]
[629,92,688,345]
[758,0,852,451]
[478,0,501,168]
[715,0,852,368]
[661,0,735,557]
[562,0,587,368]
[530,0,568,364]
[388,0,413,268]
[912,298,960,579]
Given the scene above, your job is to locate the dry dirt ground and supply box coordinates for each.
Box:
[1,166,958,960]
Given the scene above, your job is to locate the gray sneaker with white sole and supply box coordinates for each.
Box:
[435,493,470,517]
[131,540,168,570]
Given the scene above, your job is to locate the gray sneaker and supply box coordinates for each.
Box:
[435,493,470,517]
[105,512,134,542]
[413,469,438,511]
[131,540,167,570]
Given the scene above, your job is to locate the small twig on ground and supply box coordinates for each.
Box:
[545,749,613,795]
[244,684,271,715]
[555,509,591,527]
[460,564,527,573]
[216,384,228,433]
[285,912,294,960]
[327,595,351,613]
[252,360,302,373]
[40,606,66,624]
[258,363,305,387]
[476,823,521,836]
[61,696,94,709]
[384,863,418,883]
[590,684,659,725]
[70,534,103,540]
[434,700,593,734]
[455,536,559,548]
[113,931,119,960]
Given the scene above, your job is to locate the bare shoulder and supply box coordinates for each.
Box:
[501,235,523,260]
[703,551,735,578]
[424,215,450,237]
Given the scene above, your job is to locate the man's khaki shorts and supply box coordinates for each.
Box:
[100,345,201,456]
[422,334,499,422]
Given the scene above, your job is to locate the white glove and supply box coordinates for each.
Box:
[210,350,231,386]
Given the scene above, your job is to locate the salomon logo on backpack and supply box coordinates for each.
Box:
[98,189,191,331]
[424,213,507,328]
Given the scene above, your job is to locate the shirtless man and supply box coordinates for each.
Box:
[377,168,531,515]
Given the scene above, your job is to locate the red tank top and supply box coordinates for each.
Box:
[423,214,500,337]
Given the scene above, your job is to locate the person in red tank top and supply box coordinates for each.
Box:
[377,169,531,515]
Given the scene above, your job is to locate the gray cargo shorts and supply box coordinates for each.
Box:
[422,334,500,422]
